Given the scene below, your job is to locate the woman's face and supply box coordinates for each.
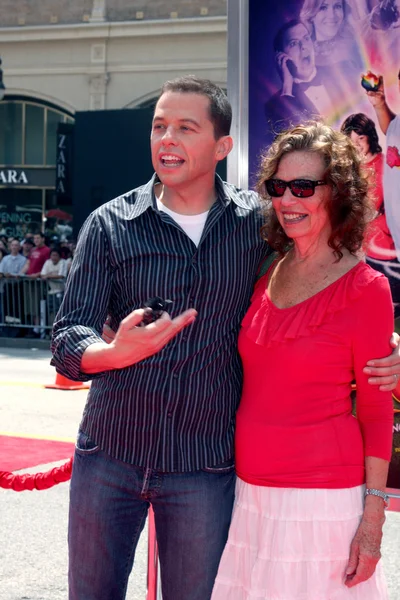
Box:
[312,0,344,41]
[271,150,332,245]
[349,131,370,156]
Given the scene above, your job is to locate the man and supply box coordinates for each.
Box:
[265,20,323,138]
[366,70,400,258]
[21,238,34,259]
[0,239,26,330]
[41,248,68,319]
[21,232,51,337]
[22,232,50,277]
[51,76,400,600]
[0,239,26,278]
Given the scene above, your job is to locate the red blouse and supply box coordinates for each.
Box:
[235,261,393,489]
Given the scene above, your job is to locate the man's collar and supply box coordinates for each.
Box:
[126,173,252,220]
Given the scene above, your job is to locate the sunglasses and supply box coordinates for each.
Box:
[265,179,327,198]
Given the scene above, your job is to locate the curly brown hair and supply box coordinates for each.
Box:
[257,121,372,260]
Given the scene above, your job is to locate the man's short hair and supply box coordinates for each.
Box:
[273,19,308,53]
[159,75,232,139]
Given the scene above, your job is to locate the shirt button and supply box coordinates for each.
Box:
[173,373,178,379]
[182,336,187,342]
[167,412,173,418]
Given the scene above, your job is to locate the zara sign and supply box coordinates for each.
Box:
[0,169,28,184]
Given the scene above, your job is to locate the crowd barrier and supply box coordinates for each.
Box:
[0,276,66,337]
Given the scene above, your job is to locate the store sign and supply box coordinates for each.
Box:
[56,122,74,202]
[0,208,41,238]
[0,169,29,184]
[0,168,55,188]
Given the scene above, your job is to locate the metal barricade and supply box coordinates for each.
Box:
[0,276,65,337]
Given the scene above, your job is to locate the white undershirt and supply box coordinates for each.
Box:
[157,198,209,247]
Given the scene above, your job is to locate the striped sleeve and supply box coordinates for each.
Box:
[50,210,113,381]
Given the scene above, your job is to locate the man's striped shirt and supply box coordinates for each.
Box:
[51,174,268,472]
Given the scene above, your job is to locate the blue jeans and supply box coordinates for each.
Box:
[68,430,236,600]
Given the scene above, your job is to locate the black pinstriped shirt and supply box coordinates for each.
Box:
[51,174,268,471]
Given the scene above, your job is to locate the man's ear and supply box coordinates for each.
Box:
[215,135,233,162]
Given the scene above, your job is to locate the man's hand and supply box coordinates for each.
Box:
[364,74,386,109]
[364,332,400,391]
[81,307,197,373]
[276,52,294,96]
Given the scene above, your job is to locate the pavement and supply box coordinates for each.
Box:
[0,347,399,600]
[0,347,147,600]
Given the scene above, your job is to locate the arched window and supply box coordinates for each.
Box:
[0,98,74,167]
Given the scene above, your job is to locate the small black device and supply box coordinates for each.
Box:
[140,297,173,326]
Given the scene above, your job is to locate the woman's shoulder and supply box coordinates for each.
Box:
[351,261,391,301]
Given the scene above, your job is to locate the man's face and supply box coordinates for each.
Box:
[34,234,43,247]
[283,24,315,81]
[50,251,60,264]
[150,92,229,191]
[10,240,20,255]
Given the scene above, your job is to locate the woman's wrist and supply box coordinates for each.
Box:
[363,496,386,525]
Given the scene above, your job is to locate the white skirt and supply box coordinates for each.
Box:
[212,479,388,600]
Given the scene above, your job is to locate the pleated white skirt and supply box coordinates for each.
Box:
[212,479,388,600]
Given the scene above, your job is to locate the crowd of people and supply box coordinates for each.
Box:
[0,232,76,337]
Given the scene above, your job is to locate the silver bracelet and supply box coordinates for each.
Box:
[364,488,389,508]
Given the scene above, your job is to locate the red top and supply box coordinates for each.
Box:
[27,245,51,275]
[235,261,393,489]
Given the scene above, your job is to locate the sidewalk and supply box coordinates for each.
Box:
[0,347,147,600]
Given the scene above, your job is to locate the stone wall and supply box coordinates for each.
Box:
[0,0,227,27]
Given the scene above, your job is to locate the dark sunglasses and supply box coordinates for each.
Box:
[265,179,327,198]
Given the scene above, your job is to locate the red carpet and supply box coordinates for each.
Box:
[0,435,74,472]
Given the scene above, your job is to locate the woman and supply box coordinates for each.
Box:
[300,0,363,70]
[341,113,400,319]
[212,122,393,599]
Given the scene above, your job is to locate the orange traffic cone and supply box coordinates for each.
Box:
[45,372,90,391]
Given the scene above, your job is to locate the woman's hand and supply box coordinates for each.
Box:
[345,513,385,588]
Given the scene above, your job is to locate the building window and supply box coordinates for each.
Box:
[0,99,74,167]
[25,103,45,165]
[0,102,23,165]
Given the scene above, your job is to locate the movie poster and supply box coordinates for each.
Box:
[248,0,400,490]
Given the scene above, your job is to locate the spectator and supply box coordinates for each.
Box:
[0,240,26,278]
[21,232,50,338]
[41,248,68,319]
[22,238,34,258]
[0,240,26,334]
[22,232,51,277]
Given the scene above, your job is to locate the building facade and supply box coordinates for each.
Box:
[0,0,227,239]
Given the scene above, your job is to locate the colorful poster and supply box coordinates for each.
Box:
[249,0,400,319]
[248,0,400,490]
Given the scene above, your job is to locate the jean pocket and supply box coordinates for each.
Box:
[202,458,235,474]
[75,429,100,455]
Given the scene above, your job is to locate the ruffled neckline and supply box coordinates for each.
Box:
[242,260,383,347]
